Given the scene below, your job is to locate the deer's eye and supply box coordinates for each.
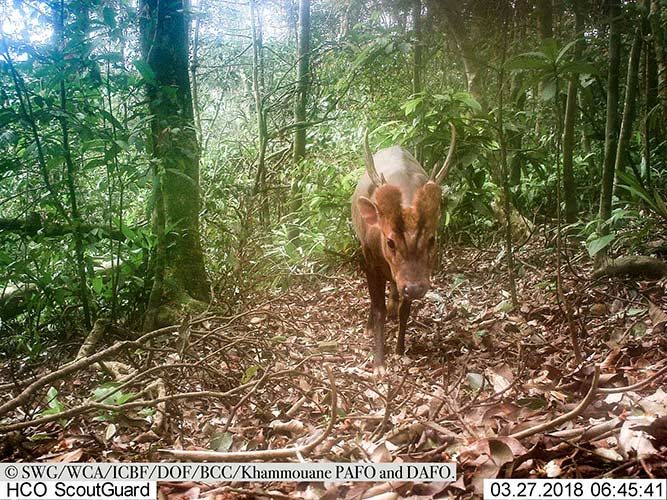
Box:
[387,238,396,250]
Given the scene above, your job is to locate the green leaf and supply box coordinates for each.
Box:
[555,39,578,64]
[41,386,66,415]
[453,92,482,112]
[121,225,137,242]
[561,61,598,76]
[241,365,259,384]
[506,54,550,71]
[102,6,116,29]
[586,233,615,257]
[46,387,59,409]
[402,96,422,116]
[617,182,667,217]
[92,276,104,294]
[133,60,156,85]
[654,192,667,217]
[540,38,559,60]
[541,79,557,101]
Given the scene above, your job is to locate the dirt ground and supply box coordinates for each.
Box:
[1,241,666,498]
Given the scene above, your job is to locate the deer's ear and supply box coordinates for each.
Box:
[358,197,379,225]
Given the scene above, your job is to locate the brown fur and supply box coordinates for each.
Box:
[414,182,442,232]
[373,182,441,235]
[374,184,404,232]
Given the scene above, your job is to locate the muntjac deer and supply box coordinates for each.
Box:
[352,126,456,370]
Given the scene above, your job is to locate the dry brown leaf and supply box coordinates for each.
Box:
[649,302,667,332]
[485,363,514,393]
[488,438,514,467]
[544,459,562,477]
[370,442,392,463]
[637,388,667,416]
[590,303,607,316]
[471,456,501,495]
[48,448,84,463]
[135,431,161,443]
[593,447,623,462]
[618,417,659,459]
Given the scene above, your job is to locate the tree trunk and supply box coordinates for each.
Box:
[509,0,528,191]
[614,24,642,181]
[250,0,269,222]
[412,0,424,163]
[498,11,518,310]
[649,0,667,126]
[596,0,622,264]
[561,5,583,223]
[293,0,311,164]
[190,0,205,142]
[642,36,658,189]
[139,0,209,302]
[536,0,553,38]
[412,0,423,163]
[440,2,486,110]
[287,0,311,241]
[55,0,92,329]
[412,0,422,96]
[535,0,553,134]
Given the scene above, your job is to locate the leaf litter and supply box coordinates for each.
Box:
[0,241,666,498]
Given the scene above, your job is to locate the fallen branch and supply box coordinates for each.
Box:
[222,368,272,434]
[592,256,667,280]
[597,363,667,394]
[510,365,600,440]
[547,417,621,440]
[0,384,267,434]
[200,486,293,500]
[151,379,167,433]
[76,319,109,360]
[0,325,179,419]
[159,365,337,461]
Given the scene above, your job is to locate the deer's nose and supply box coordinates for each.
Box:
[403,282,428,300]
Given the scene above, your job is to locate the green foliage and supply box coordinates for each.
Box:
[507,38,597,101]
[617,171,667,220]
[586,233,615,257]
[91,382,136,421]
[39,386,70,427]
[1,0,666,357]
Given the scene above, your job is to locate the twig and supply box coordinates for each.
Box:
[159,365,337,461]
[547,417,621,440]
[0,325,179,418]
[222,367,272,434]
[371,370,409,440]
[151,379,167,433]
[597,363,667,394]
[201,486,292,500]
[510,365,600,440]
[595,459,638,478]
[0,372,291,434]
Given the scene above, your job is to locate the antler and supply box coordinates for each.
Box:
[364,128,386,187]
[430,123,457,184]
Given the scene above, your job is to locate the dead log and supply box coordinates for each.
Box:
[592,256,667,280]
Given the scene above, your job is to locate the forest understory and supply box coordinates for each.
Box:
[1,236,666,499]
